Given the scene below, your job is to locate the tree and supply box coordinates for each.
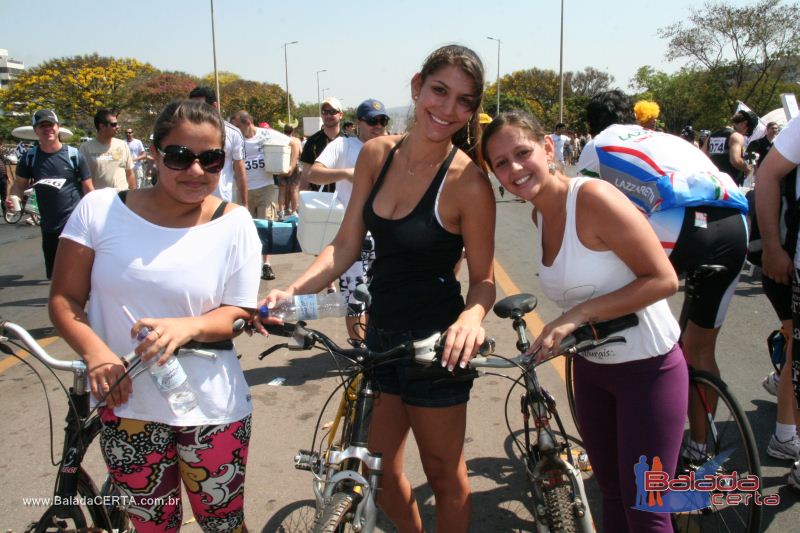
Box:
[659,0,800,113]
[124,71,200,141]
[0,54,155,129]
[218,79,289,126]
[571,67,615,97]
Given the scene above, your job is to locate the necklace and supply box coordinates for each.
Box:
[404,143,453,176]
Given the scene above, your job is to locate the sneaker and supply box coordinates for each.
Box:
[261,264,275,281]
[762,371,779,397]
[767,434,800,460]
[789,461,800,490]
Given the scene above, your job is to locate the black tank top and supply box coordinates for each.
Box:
[707,127,743,185]
[363,139,465,331]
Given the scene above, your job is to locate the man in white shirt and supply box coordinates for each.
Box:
[307,98,389,340]
[124,128,148,187]
[231,110,291,281]
[188,86,248,207]
[550,122,569,166]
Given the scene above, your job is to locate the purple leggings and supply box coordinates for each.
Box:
[574,344,688,533]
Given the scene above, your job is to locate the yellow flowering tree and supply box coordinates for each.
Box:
[0,54,156,128]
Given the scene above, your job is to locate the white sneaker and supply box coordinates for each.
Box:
[767,434,800,460]
[788,461,800,490]
[761,371,779,397]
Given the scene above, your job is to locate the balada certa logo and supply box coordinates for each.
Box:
[633,453,779,513]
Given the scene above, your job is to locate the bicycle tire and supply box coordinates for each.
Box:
[672,369,761,533]
[5,209,22,224]
[26,469,117,533]
[542,484,579,533]
[312,491,357,533]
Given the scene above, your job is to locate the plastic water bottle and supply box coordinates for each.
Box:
[263,292,348,321]
[122,307,198,415]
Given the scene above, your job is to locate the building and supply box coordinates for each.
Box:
[0,49,25,89]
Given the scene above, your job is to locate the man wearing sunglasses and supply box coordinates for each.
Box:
[79,109,136,191]
[306,98,389,340]
[299,97,344,192]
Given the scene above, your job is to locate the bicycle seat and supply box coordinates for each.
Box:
[688,264,727,280]
[493,294,538,319]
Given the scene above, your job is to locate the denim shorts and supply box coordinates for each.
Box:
[365,325,473,407]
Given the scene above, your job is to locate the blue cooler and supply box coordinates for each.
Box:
[254,218,301,254]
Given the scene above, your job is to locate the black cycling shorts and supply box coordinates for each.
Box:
[669,206,748,329]
[763,274,792,322]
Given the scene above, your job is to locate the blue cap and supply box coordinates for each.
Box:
[259,305,270,318]
[357,99,388,121]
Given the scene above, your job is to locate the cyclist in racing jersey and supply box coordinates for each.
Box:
[578,90,748,383]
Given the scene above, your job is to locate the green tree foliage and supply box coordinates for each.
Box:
[659,0,800,113]
[123,71,200,141]
[484,66,614,133]
[0,54,156,129]
[219,79,290,126]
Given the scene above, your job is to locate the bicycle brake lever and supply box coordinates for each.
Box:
[569,335,627,355]
[258,343,288,360]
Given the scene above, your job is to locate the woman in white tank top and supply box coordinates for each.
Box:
[483,112,689,533]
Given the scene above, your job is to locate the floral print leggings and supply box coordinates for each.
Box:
[99,408,251,532]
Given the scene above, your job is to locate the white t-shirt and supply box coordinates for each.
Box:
[537,178,680,364]
[60,188,262,425]
[315,136,364,206]
[126,138,145,170]
[215,121,245,202]
[771,115,800,269]
[243,127,291,190]
[551,133,569,163]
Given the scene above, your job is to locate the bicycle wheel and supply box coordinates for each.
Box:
[672,370,761,533]
[5,208,22,224]
[265,499,319,533]
[543,484,580,533]
[312,491,357,533]
[99,475,133,532]
[26,469,117,533]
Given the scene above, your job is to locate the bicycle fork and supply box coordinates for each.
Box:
[523,394,594,533]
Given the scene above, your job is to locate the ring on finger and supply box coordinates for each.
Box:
[155,329,163,339]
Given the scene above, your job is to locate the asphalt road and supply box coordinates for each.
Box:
[0,186,797,532]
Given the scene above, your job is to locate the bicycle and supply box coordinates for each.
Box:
[564,265,762,533]
[456,293,639,533]
[5,186,41,225]
[0,317,241,533]
[0,318,131,533]
[258,319,492,533]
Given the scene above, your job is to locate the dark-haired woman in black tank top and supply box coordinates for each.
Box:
[259,45,496,532]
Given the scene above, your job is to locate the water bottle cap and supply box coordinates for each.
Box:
[259,305,270,319]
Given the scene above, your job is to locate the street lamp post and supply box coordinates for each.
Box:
[316,69,327,115]
[487,36,501,116]
[321,88,331,100]
[282,40,299,122]
[559,0,565,123]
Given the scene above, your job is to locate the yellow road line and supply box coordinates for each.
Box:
[0,335,60,374]
[492,259,566,381]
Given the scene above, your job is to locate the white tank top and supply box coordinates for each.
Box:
[537,177,680,364]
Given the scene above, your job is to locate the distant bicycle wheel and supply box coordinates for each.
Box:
[5,208,22,224]
[672,370,761,533]
[25,470,117,533]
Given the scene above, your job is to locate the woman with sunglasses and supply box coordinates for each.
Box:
[259,45,495,532]
[49,99,262,532]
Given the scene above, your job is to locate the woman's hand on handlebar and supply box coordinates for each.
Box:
[87,352,131,407]
[530,312,580,364]
[441,319,486,372]
[252,289,293,335]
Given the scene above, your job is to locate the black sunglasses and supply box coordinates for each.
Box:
[360,115,389,127]
[105,122,119,127]
[157,145,225,173]
[321,108,339,116]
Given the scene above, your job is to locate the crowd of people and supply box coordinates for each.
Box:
[1,41,799,532]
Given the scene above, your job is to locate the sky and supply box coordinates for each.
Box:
[0,0,759,112]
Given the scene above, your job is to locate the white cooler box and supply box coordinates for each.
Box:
[297,191,345,254]
[263,142,291,174]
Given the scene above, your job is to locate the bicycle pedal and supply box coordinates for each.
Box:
[294,449,320,471]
